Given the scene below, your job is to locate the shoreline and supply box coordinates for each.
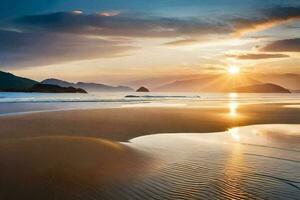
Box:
[0,101,299,116]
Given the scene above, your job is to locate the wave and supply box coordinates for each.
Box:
[125,95,201,99]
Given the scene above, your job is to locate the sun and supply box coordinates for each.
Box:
[228,66,240,75]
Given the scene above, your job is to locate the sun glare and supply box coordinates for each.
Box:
[228,66,240,75]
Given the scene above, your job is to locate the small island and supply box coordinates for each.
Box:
[136,86,150,92]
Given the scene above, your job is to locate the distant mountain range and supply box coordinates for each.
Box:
[154,73,297,93]
[42,79,134,92]
[155,74,262,92]
[0,70,297,93]
[127,72,299,93]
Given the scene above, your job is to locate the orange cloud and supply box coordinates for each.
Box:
[227,53,290,60]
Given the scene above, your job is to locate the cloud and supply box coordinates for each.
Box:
[232,6,300,35]
[0,30,137,68]
[261,38,300,52]
[164,39,199,46]
[99,11,121,17]
[11,11,231,38]
[9,6,300,39]
[1,6,300,67]
[228,53,290,60]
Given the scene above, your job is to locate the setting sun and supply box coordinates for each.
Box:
[228,66,240,75]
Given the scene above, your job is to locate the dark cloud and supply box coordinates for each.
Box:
[228,53,289,60]
[261,38,300,52]
[9,6,300,39]
[12,11,231,38]
[231,6,300,34]
[0,30,136,68]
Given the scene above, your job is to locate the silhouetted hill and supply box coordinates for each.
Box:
[155,74,261,92]
[2,84,87,93]
[255,73,300,90]
[0,71,38,90]
[42,78,134,92]
[235,83,290,93]
[30,84,87,93]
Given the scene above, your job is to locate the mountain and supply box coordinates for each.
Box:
[125,74,201,89]
[254,73,300,90]
[42,78,134,92]
[235,83,290,93]
[155,74,261,92]
[0,71,38,90]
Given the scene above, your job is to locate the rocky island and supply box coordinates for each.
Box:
[136,86,150,92]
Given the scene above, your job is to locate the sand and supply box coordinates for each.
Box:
[0,103,299,141]
[0,136,151,199]
[0,103,299,199]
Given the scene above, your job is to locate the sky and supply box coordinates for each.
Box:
[0,0,300,84]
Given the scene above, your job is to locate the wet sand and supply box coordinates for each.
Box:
[125,125,300,200]
[0,103,300,141]
[0,103,299,199]
[0,136,151,200]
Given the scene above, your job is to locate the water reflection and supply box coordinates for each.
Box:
[222,135,246,199]
[229,127,241,142]
[229,92,238,99]
[128,124,300,200]
[229,102,238,117]
[228,93,239,117]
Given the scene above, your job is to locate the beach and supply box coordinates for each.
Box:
[0,103,299,199]
[1,0,300,198]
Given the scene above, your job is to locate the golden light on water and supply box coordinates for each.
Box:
[228,66,240,75]
[229,128,241,142]
[229,92,238,99]
[229,102,238,116]
[228,92,239,117]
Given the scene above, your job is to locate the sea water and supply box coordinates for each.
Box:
[0,92,300,115]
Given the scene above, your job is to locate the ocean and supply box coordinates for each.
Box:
[0,92,300,115]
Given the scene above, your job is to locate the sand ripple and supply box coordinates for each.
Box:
[0,125,299,199]
[122,124,300,200]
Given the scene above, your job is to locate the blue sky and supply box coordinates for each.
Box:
[2,0,300,18]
